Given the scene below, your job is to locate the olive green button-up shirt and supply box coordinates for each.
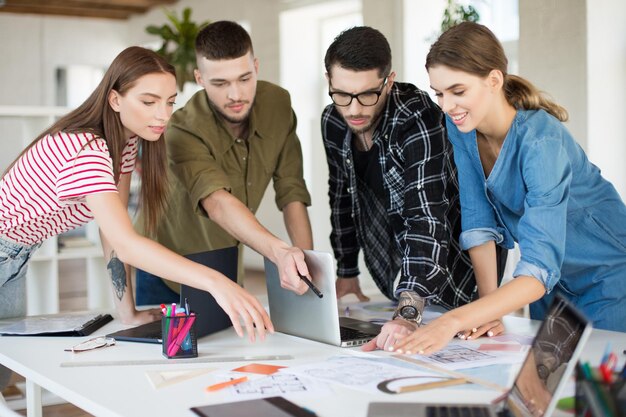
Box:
[153,81,311,290]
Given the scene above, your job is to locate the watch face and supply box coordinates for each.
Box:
[400,305,418,319]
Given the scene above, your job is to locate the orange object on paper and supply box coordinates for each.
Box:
[205,376,248,392]
[232,363,286,375]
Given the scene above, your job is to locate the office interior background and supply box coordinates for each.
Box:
[0,0,624,299]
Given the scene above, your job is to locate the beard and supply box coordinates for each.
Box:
[341,101,385,135]
[208,97,255,125]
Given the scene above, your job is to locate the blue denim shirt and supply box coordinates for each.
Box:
[447,109,626,293]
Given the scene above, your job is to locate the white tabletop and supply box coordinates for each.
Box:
[1,311,624,417]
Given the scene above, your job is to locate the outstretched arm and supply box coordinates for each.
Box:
[97,173,160,325]
[86,190,274,342]
[391,275,545,354]
[202,190,309,295]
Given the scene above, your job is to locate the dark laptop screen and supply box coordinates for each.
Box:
[509,295,590,416]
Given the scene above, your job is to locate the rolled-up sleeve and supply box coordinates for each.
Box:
[273,110,312,210]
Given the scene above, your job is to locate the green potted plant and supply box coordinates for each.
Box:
[440,0,480,33]
[146,7,210,91]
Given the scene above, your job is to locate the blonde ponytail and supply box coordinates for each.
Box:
[504,75,568,122]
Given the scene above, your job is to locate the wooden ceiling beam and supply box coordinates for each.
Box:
[0,5,133,19]
[0,0,178,20]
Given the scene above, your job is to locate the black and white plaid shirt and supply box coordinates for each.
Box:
[321,82,476,309]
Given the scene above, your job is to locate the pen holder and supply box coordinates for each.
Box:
[575,361,625,417]
[162,314,198,359]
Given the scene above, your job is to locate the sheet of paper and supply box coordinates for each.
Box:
[489,334,535,346]
[145,368,215,389]
[208,372,332,400]
[283,355,439,394]
[407,343,525,370]
[478,343,525,352]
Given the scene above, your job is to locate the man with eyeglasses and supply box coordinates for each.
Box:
[322,26,505,352]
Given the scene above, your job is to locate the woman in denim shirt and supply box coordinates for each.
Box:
[392,22,625,355]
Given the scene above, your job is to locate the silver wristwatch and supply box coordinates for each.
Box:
[392,291,425,326]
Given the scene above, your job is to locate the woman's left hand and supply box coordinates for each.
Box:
[457,319,505,340]
[390,315,460,355]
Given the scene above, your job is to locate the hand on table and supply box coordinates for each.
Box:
[390,315,460,355]
[361,318,417,352]
[336,277,370,302]
[456,319,505,340]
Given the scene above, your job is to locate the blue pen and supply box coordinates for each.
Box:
[601,342,612,365]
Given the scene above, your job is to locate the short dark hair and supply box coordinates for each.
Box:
[324,26,391,78]
[195,20,254,60]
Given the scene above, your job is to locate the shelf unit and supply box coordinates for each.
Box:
[0,106,114,315]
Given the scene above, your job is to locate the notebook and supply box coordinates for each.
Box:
[107,246,238,344]
[265,249,381,347]
[367,293,592,417]
[0,312,112,336]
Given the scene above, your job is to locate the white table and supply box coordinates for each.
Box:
[0,313,624,417]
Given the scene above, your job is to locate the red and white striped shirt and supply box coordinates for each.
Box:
[0,132,138,245]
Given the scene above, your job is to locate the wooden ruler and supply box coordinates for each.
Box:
[60,354,294,368]
[392,354,508,392]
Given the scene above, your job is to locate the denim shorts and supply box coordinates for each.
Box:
[0,235,39,319]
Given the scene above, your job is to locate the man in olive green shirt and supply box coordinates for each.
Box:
[136,21,313,304]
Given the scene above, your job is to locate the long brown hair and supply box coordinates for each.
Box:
[2,46,174,235]
[425,22,568,122]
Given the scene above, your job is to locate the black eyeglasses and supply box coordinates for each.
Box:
[328,77,388,107]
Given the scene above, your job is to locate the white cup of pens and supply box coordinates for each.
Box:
[161,302,198,359]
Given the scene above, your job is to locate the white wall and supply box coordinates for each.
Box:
[519,0,626,199]
[519,0,587,149]
[0,14,128,106]
[586,0,626,199]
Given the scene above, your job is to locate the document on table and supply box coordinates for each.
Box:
[283,355,440,394]
[406,343,528,370]
[209,371,333,400]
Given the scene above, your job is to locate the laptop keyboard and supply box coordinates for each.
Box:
[426,405,492,417]
[340,326,374,343]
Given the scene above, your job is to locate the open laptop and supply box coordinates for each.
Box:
[107,246,238,344]
[367,293,593,417]
[265,249,381,347]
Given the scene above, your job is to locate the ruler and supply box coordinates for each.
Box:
[60,354,294,368]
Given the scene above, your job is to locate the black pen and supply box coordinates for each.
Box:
[298,273,323,298]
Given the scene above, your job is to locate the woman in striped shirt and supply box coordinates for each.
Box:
[0,47,273,339]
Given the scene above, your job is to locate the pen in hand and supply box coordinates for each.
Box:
[298,273,323,298]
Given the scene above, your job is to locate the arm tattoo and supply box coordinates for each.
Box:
[107,251,127,301]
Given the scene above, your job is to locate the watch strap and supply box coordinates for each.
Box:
[392,291,425,325]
